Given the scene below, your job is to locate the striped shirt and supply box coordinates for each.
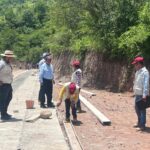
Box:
[133,67,149,101]
[71,68,82,87]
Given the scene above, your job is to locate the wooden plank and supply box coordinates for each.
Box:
[79,95,111,125]
[63,122,83,150]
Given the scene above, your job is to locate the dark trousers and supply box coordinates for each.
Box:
[40,78,53,106]
[76,98,81,109]
[0,84,12,116]
[135,95,146,127]
[65,99,77,119]
[38,84,44,102]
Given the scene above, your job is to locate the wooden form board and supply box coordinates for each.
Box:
[79,95,111,125]
[63,122,83,150]
[80,89,96,96]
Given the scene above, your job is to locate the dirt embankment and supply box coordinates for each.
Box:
[52,51,139,92]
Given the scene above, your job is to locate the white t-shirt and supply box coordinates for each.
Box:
[71,68,82,87]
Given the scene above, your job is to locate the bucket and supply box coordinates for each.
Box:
[26,100,34,109]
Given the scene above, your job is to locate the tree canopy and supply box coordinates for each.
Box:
[0,0,149,63]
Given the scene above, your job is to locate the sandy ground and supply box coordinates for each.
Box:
[13,70,150,150]
[54,85,150,150]
[1,69,69,150]
[13,68,27,79]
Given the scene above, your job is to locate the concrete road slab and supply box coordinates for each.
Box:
[0,71,69,150]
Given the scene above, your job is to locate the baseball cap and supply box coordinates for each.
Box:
[131,56,144,64]
[69,82,76,94]
[72,60,80,66]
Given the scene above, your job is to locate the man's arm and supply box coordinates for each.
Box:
[0,61,4,71]
[142,71,149,101]
[0,61,4,85]
[51,64,55,84]
[39,64,44,84]
[57,86,66,107]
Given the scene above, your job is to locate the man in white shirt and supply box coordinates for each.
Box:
[0,50,16,120]
[132,56,149,131]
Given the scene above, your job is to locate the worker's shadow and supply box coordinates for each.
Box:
[143,127,150,133]
[72,120,83,126]
[1,117,22,123]
[78,110,86,113]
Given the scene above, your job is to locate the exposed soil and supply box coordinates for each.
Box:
[13,69,150,150]
[13,69,26,78]
[54,84,150,150]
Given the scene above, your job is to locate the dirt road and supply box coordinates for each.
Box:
[54,85,150,150]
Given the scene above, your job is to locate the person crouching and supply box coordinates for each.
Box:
[57,82,80,122]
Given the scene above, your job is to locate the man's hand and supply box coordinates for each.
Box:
[142,96,147,102]
[79,88,81,92]
[56,101,62,107]
[52,80,55,84]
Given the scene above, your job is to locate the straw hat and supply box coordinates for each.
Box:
[0,50,16,57]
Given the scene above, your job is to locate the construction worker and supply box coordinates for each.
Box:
[71,60,82,112]
[57,82,80,122]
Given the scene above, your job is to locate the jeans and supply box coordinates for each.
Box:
[65,99,77,119]
[135,95,146,127]
[0,84,12,116]
[76,98,81,110]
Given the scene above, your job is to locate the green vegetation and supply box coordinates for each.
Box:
[0,0,150,63]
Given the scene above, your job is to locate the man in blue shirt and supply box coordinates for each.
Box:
[38,52,50,105]
[39,55,55,108]
[0,50,16,120]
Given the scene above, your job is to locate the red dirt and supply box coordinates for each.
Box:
[54,85,150,150]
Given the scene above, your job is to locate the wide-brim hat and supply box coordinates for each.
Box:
[0,50,16,58]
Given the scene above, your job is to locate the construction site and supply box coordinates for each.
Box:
[0,69,149,150]
[0,1,150,150]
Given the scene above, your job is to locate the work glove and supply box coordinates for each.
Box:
[52,79,55,84]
